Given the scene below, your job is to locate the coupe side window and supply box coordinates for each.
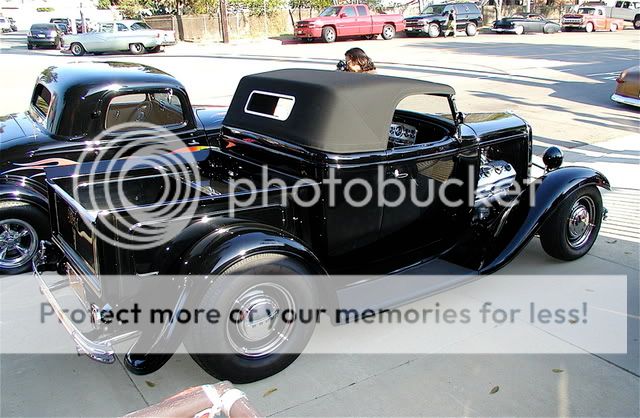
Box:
[357,5,367,16]
[343,7,356,17]
[105,91,185,129]
[116,23,129,31]
[32,84,52,118]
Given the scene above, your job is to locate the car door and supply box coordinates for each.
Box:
[356,5,372,35]
[380,95,463,242]
[595,8,606,29]
[454,4,470,29]
[337,6,359,36]
[84,23,114,51]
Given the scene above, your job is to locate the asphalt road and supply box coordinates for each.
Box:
[0,29,638,417]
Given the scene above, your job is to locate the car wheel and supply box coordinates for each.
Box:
[609,22,618,32]
[514,25,524,35]
[0,202,49,275]
[465,22,477,36]
[146,45,162,53]
[539,186,603,261]
[186,253,317,383]
[70,42,85,56]
[321,26,336,43]
[427,23,441,38]
[633,18,640,29]
[129,43,145,54]
[381,24,395,40]
[585,22,594,32]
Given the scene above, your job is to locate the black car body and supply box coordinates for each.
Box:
[405,2,483,37]
[27,23,64,49]
[35,69,609,383]
[492,14,561,34]
[0,62,225,273]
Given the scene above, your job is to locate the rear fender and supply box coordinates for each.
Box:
[0,178,48,211]
[124,219,330,375]
[479,166,609,274]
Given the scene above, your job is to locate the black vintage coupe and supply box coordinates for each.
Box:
[35,69,608,383]
[0,62,225,274]
[492,14,561,34]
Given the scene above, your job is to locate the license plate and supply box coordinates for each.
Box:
[37,34,45,38]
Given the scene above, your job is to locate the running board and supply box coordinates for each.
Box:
[335,258,477,322]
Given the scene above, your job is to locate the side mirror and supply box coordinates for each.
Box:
[339,13,347,18]
[455,111,465,124]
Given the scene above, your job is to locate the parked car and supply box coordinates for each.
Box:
[35,68,609,383]
[295,4,405,42]
[612,0,640,28]
[0,62,226,274]
[62,21,165,55]
[611,65,640,107]
[75,18,95,33]
[50,17,72,28]
[113,19,176,47]
[55,22,72,34]
[27,23,64,49]
[404,2,483,37]
[562,5,625,32]
[492,14,561,34]
[0,16,11,32]
[8,17,17,32]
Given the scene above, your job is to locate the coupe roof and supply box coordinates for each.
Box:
[223,69,456,154]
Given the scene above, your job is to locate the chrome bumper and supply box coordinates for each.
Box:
[33,241,138,364]
[611,93,640,108]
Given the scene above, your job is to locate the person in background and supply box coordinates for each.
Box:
[445,9,457,37]
[337,47,377,73]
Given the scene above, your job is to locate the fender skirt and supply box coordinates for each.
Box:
[124,219,328,375]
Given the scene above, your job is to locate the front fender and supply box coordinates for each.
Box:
[479,166,609,274]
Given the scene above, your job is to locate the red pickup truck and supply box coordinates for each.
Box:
[295,4,405,42]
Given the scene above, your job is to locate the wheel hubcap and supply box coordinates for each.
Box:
[567,196,595,249]
[227,282,296,357]
[384,27,393,37]
[429,25,438,36]
[0,219,37,269]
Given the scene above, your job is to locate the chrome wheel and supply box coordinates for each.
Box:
[382,25,395,39]
[227,282,296,358]
[0,219,38,270]
[567,196,596,249]
[428,23,440,38]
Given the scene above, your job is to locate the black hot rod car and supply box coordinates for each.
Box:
[35,69,609,383]
[0,62,225,274]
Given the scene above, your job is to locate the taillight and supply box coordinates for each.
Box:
[615,76,624,84]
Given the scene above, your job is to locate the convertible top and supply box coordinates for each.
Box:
[222,69,456,154]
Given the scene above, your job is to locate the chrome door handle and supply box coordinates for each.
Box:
[393,169,408,179]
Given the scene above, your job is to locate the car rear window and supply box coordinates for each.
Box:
[31,24,54,30]
[244,91,295,121]
[105,91,186,129]
[32,84,52,117]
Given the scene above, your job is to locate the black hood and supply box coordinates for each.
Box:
[406,13,446,22]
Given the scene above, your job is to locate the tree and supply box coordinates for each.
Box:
[97,0,112,9]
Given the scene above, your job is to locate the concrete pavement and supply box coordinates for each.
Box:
[0,29,638,417]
